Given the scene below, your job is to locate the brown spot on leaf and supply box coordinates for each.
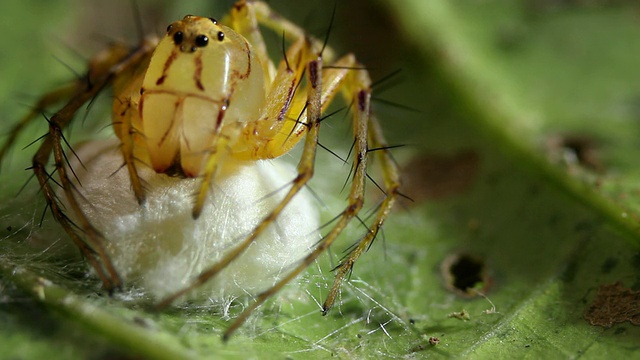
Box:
[584,282,640,327]
[410,336,442,353]
[401,150,480,205]
[447,309,471,320]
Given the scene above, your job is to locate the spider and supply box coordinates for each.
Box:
[1,0,400,339]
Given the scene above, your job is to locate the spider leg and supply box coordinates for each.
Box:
[249,1,336,61]
[191,135,226,219]
[251,52,402,314]
[1,38,139,167]
[322,113,400,314]
[36,123,121,290]
[256,30,401,317]
[112,54,153,205]
[258,54,362,158]
[224,1,337,77]
[223,56,375,340]
[29,38,157,292]
[224,1,277,82]
[115,97,146,204]
[0,84,77,171]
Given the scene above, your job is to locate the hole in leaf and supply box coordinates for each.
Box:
[546,134,604,174]
[441,253,490,297]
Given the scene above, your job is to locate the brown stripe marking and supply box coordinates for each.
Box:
[309,61,319,89]
[156,50,178,86]
[142,89,220,104]
[244,40,251,78]
[357,89,368,112]
[193,53,205,91]
[277,78,297,122]
[158,99,181,146]
[216,98,229,131]
[231,40,253,81]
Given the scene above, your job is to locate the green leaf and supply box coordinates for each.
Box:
[2,0,640,358]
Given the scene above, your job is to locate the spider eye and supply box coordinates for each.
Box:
[209,17,217,24]
[217,31,225,42]
[173,31,184,45]
[166,24,173,33]
[195,35,209,47]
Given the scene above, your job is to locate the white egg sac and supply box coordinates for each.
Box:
[62,140,320,302]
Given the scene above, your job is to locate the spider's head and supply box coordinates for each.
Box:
[140,14,266,178]
[166,15,226,53]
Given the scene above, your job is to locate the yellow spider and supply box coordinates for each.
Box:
[2,0,400,339]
